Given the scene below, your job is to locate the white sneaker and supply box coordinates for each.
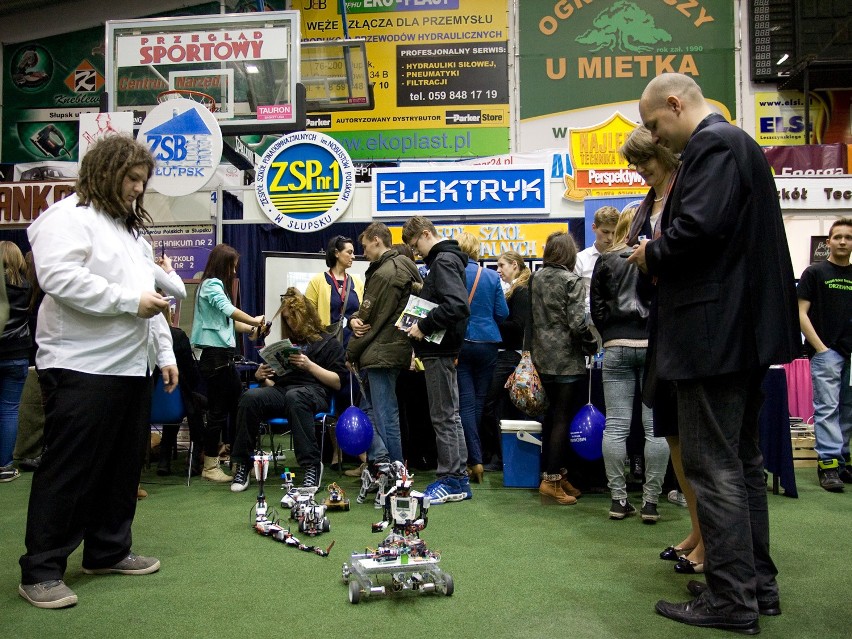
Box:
[667,489,687,508]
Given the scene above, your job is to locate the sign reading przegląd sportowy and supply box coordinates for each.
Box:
[255,131,355,233]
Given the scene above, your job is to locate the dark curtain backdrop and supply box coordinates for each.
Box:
[0,194,585,353]
[223,189,586,330]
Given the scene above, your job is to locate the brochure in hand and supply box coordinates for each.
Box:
[395,295,445,344]
[258,339,303,376]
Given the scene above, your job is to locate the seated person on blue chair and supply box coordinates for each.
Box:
[230,287,346,493]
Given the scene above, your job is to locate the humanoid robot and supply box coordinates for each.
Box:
[342,463,453,603]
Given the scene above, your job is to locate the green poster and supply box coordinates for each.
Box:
[519,0,736,120]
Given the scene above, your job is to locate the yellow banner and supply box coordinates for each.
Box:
[390,222,568,259]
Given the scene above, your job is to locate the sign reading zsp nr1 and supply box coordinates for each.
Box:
[255,131,355,232]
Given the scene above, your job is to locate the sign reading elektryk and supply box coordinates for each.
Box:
[255,131,355,232]
[372,165,550,217]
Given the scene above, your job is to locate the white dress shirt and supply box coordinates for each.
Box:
[28,193,175,375]
[574,244,601,317]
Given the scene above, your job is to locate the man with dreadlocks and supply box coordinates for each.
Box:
[18,135,178,609]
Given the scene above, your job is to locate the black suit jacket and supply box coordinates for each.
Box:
[644,113,799,381]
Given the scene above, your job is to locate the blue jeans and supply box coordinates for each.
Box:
[457,341,498,465]
[810,349,852,463]
[676,369,775,617]
[361,368,403,463]
[0,359,28,466]
[601,346,669,502]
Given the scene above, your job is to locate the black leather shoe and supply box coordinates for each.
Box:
[686,581,781,616]
[674,556,704,574]
[655,598,760,635]
[660,545,692,561]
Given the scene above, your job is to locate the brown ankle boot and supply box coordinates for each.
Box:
[539,474,577,505]
[559,468,582,498]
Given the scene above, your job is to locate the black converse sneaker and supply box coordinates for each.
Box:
[301,464,320,490]
[640,501,660,524]
[609,499,636,520]
[230,463,250,493]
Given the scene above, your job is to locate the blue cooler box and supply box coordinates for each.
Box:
[500,420,542,488]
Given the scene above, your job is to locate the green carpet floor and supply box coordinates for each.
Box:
[1,451,849,639]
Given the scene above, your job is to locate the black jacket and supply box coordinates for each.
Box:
[414,239,470,358]
[590,250,652,343]
[498,285,529,351]
[0,279,32,361]
[644,113,799,380]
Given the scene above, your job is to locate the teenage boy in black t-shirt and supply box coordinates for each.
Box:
[798,218,852,491]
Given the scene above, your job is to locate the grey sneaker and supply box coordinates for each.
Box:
[0,465,20,482]
[19,580,78,609]
[667,489,687,508]
[641,501,660,524]
[82,553,160,575]
[608,499,636,520]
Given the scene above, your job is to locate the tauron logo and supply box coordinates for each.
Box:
[307,114,332,128]
[446,110,481,125]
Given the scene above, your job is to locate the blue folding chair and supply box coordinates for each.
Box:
[260,397,336,478]
[150,377,190,485]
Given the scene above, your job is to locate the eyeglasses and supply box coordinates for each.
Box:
[627,158,652,171]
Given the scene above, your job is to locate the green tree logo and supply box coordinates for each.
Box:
[576,0,672,53]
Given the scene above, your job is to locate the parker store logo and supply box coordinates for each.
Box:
[446,110,481,125]
[307,114,332,128]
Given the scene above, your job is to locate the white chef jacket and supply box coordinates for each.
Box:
[28,193,176,375]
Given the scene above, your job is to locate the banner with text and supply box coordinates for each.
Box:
[389,222,569,258]
[373,165,550,217]
[518,0,735,152]
[294,0,510,160]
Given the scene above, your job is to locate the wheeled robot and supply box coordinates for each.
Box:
[280,468,330,537]
[342,463,454,603]
[324,482,351,511]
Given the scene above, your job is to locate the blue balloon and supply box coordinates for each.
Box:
[335,406,373,456]
[569,403,605,461]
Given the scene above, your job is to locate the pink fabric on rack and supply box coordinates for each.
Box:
[783,359,813,421]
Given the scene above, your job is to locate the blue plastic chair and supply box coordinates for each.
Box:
[260,397,336,476]
[150,377,190,483]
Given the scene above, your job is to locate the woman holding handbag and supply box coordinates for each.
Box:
[305,235,364,347]
[529,232,589,505]
[454,233,508,483]
[305,235,363,467]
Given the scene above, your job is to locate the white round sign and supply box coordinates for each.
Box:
[137,97,223,197]
[255,131,355,233]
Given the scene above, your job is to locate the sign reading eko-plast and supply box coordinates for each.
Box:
[255,131,355,232]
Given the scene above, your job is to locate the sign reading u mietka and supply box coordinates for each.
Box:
[372,165,550,218]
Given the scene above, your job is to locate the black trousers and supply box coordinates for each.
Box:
[19,369,151,584]
[676,367,776,616]
[231,384,328,467]
[199,348,242,453]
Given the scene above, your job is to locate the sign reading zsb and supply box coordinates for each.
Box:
[148,134,190,162]
[255,131,355,233]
